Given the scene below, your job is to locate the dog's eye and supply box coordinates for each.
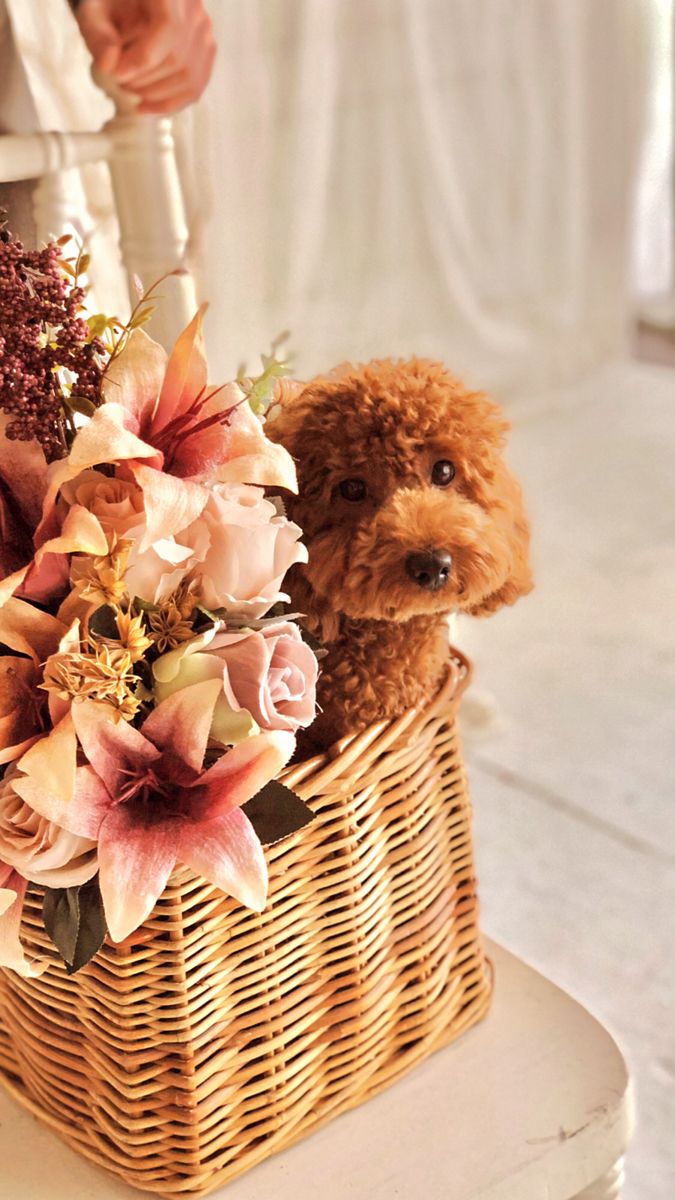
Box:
[339,478,367,502]
[431,460,456,487]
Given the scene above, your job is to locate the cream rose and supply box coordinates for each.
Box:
[0,764,97,888]
[184,484,307,616]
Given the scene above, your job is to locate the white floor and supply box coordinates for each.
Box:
[456,357,675,1200]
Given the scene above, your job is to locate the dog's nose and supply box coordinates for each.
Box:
[405,550,453,591]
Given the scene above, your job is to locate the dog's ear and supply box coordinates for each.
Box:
[466,466,533,616]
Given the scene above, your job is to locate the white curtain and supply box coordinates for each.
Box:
[178,0,647,400]
[632,0,674,307]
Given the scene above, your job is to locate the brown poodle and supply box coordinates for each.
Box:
[268,359,532,749]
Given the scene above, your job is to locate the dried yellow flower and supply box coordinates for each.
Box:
[70,538,132,608]
[172,578,200,620]
[148,602,195,654]
[111,608,153,663]
[41,642,141,720]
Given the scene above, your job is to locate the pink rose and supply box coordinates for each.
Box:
[153,621,317,741]
[185,484,308,616]
[213,623,318,732]
[0,764,97,888]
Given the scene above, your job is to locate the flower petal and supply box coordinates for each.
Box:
[102,328,167,432]
[97,806,177,942]
[12,764,111,840]
[154,308,208,433]
[16,712,78,805]
[71,700,160,797]
[194,730,296,818]
[141,678,224,771]
[178,807,268,912]
[130,463,209,550]
[35,408,160,547]
[152,626,220,686]
[24,506,110,604]
[0,596,65,663]
[0,656,41,765]
[0,869,48,977]
[0,566,29,609]
[214,402,298,492]
[0,416,49,528]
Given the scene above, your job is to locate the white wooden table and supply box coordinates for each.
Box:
[0,940,633,1200]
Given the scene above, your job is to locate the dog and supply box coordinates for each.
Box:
[267,358,532,749]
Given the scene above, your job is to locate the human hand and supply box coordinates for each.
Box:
[75,0,216,115]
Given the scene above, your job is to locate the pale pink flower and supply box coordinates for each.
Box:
[184,484,307,615]
[154,622,317,737]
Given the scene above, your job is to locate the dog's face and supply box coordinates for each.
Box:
[268,359,532,629]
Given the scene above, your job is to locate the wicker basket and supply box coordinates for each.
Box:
[0,649,490,1198]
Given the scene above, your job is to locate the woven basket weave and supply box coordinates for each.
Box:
[0,649,491,1198]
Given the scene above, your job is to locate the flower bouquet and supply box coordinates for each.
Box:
[0,221,319,977]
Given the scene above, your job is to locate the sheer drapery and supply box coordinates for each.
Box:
[178,0,645,400]
[632,0,674,309]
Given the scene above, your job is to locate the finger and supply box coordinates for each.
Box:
[113,51,179,90]
[114,15,174,80]
[137,87,196,116]
[130,69,191,107]
[75,0,122,73]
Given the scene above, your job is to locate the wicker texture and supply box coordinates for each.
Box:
[0,652,491,1198]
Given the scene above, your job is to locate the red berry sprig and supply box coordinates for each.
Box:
[0,215,105,462]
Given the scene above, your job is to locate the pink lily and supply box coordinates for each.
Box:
[13,685,295,943]
[35,311,297,556]
[0,862,46,977]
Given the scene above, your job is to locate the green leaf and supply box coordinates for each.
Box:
[242,780,314,847]
[88,604,119,640]
[87,312,111,337]
[43,877,107,974]
[65,393,97,418]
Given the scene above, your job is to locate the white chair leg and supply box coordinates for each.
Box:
[573,1157,625,1199]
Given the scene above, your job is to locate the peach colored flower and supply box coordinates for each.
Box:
[0,598,68,764]
[0,763,97,888]
[58,470,145,539]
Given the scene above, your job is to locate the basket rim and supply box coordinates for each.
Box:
[282,644,471,792]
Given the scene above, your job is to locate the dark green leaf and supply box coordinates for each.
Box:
[88,604,119,640]
[242,780,314,846]
[43,877,107,974]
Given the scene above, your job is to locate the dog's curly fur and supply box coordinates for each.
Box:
[268,358,532,749]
